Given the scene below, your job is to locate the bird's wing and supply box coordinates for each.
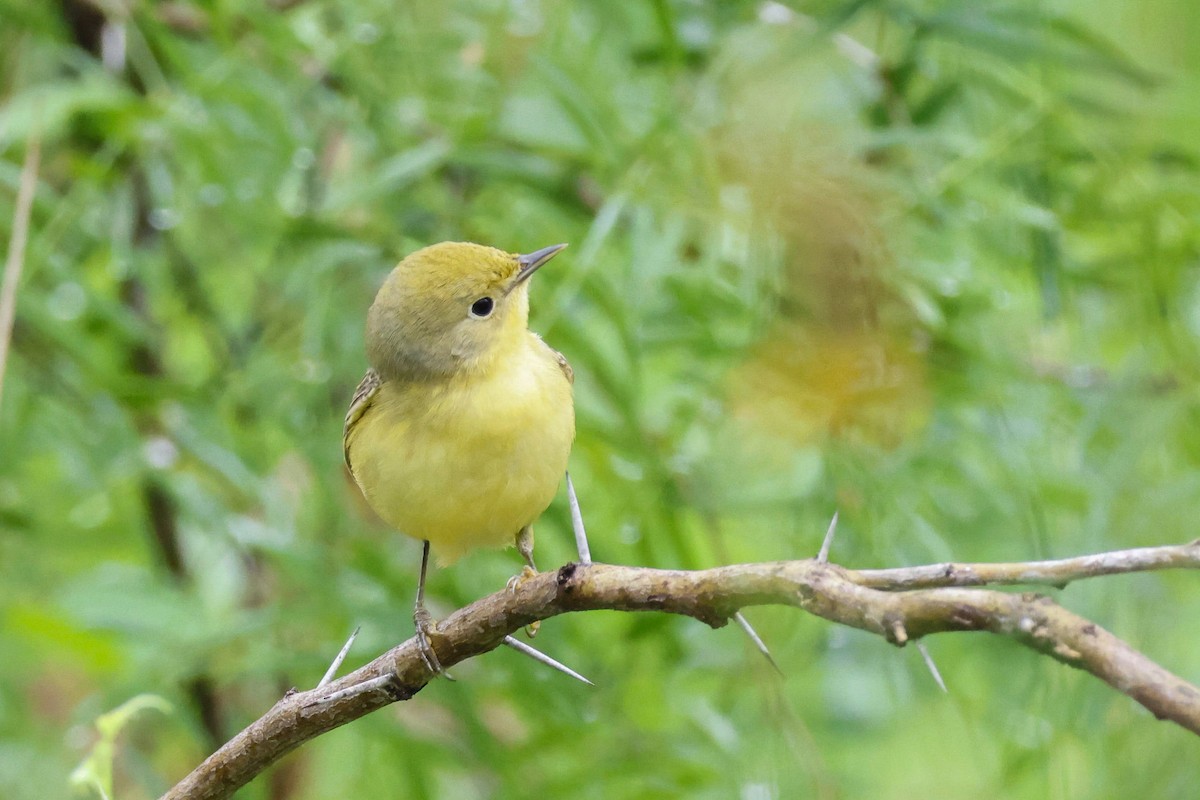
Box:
[544,340,576,386]
[549,345,574,385]
[343,367,383,471]
[530,332,574,384]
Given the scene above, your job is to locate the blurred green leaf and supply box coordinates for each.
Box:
[69,694,171,800]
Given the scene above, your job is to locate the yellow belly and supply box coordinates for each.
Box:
[347,339,574,564]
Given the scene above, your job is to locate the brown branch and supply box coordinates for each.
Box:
[0,131,40,409]
[161,546,1200,800]
[854,540,1200,590]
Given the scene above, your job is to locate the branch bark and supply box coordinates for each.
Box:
[0,129,40,409]
[161,542,1200,800]
[854,540,1200,589]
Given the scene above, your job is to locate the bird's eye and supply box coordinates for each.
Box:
[469,297,495,318]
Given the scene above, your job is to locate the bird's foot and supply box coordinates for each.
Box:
[505,564,538,593]
[413,605,453,680]
[505,565,541,638]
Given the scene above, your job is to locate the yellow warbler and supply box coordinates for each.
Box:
[343,242,574,671]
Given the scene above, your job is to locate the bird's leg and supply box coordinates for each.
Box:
[517,524,537,573]
[507,525,540,637]
[414,540,451,678]
[506,525,539,589]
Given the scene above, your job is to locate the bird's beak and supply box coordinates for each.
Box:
[508,243,567,294]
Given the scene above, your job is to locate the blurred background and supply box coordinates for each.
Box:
[2,1,1199,798]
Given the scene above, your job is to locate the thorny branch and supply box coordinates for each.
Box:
[854,541,1200,590]
[161,541,1200,800]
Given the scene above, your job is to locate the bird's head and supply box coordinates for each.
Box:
[365,241,566,380]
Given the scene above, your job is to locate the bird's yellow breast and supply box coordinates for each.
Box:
[346,335,574,564]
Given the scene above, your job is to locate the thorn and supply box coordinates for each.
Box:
[318,626,360,689]
[816,510,839,564]
[310,673,395,706]
[503,635,594,686]
[734,611,783,676]
[566,472,592,565]
[916,642,948,693]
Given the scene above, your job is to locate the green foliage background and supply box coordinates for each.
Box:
[2,1,1199,798]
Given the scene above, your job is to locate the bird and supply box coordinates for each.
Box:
[343,241,575,674]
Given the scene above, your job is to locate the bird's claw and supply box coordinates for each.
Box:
[413,606,453,680]
[505,566,541,637]
[506,564,538,593]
